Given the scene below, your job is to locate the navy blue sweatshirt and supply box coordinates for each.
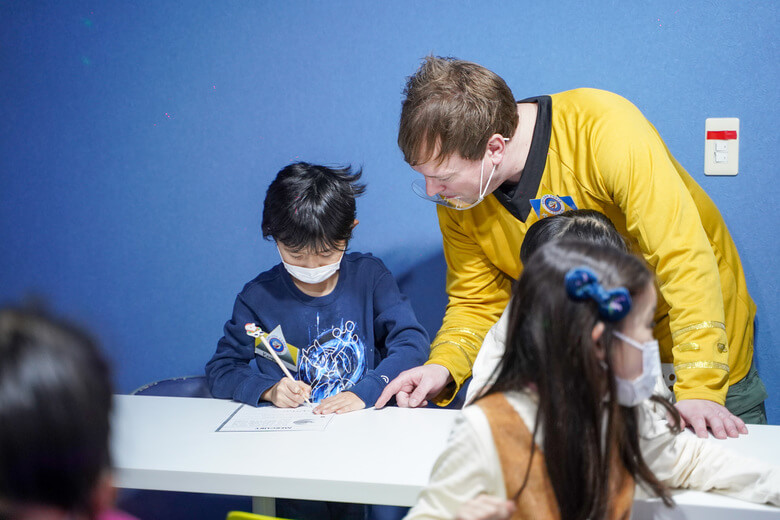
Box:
[205,252,430,407]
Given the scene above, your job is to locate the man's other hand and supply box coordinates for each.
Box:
[375,364,452,409]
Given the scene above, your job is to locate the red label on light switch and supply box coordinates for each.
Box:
[706,130,737,140]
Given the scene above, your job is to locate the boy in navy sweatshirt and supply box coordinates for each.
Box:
[205,162,429,417]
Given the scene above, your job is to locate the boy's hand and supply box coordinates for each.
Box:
[313,391,365,415]
[261,379,312,408]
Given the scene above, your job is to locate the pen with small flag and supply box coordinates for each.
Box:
[244,322,312,407]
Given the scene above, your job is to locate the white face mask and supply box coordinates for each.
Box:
[278,247,343,285]
[612,331,661,407]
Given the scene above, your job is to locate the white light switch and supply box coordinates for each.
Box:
[705,118,739,176]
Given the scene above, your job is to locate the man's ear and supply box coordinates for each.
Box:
[486,134,507,165]
[592,321,606,361]
[351,219,359,230]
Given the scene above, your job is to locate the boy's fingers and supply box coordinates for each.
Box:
[282,383,304,404]
[338,401,362,414]
[284,390,302,408]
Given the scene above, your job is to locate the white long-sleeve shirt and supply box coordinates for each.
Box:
[406,391,780,519]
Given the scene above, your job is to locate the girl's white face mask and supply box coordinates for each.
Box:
[612,331,661,407]
[277,246,343,285]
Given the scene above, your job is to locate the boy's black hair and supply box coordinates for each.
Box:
[0,307,113,516]
[520,209,627,264]
[261,162,366,253]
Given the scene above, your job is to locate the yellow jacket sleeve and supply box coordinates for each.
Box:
[428,204,513,405]
[586,94,730,403]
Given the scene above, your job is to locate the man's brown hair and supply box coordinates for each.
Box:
[398,56,519,166]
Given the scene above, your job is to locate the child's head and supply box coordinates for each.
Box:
[262,162,365,254]
[498,239,652,403]
[520,209,626,264]
[493,239,676,516]
[0,307,114,519]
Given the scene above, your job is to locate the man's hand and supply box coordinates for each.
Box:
[313,391,365,415]
[675,399,748,439]
[375,364,452,409]
[261,379,311,408]
[456,495,516,520]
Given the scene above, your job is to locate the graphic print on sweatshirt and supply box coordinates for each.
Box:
[298,318,367,402]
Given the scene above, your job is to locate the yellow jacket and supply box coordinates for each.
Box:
[429,88,755,406]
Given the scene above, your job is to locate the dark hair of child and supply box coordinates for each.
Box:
[261,162,366,253]
[0,307,114,518]
[519,209,627,263]
[471,210,628,407]
[488,240,681,520]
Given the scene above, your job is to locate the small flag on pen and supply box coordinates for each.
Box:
[250,324,299,372]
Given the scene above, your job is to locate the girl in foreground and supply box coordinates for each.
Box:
[406,240,778,520]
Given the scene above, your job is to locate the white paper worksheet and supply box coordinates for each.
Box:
[216,404,334,432]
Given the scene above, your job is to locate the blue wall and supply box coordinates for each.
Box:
[2,1,778,422]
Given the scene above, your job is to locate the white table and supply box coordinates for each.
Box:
[111,395,779,518]
[633,424,780,519]
[111,394,458,510]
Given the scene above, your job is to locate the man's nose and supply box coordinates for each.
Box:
[425,177,444,197]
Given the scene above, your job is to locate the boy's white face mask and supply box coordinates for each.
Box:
[277,246,343,284]
[612,331,661,407]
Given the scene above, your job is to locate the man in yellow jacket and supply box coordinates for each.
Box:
[376,56,768,438]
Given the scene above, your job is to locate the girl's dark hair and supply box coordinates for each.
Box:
[0,307,114,517]
[471,210,628,406]
[520,209,627,263]
[261,162,366,253]
[488,240,680,519]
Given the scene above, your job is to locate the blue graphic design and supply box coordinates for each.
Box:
[298,320,367,402]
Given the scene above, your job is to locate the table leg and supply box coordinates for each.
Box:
[252,496,276,516]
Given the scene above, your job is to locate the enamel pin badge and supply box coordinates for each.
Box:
[530,188,578,218]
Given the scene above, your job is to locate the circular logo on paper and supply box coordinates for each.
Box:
[269,338,285,353]
[541,194,565,215]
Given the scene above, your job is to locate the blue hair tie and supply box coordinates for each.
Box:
[564,267,632,322]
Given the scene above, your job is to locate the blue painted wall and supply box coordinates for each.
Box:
[2,1,778,421]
